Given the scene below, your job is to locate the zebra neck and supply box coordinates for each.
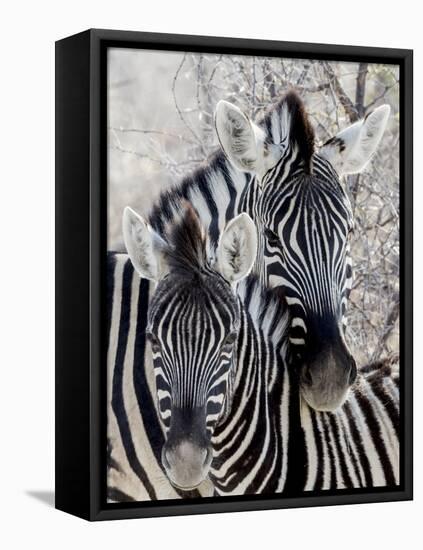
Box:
[236,276,290,350]
[148,150,250,249]
[210,279,290,495]
[229,276,291,428]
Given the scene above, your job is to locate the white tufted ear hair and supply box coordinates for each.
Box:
[215,100,267,176]
[122,207,169,281]
[319,105,391,176]
[216,213,257,284]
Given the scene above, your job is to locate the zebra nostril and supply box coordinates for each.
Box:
[203,447,213,467]
[162,447,171,470]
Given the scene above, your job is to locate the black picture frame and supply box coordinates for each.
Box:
[55,28,413,521]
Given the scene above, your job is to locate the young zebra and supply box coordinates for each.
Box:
[107,248,214,501]
[108,207,399,499]
[214,95,391,411]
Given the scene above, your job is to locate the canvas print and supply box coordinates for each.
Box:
[106,48,400,502]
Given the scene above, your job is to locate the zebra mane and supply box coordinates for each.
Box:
[260,90,315,173]
[164,205,208,276]
[148,151,238,238]
[147,90,315,238]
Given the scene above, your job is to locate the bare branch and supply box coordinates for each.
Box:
[323,61,359,122]
[109,127,196,145]
[355,62,369,117]
[109,144,203,168]
[172,53,207,156]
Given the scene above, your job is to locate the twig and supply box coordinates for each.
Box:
[109,143,203,167]
[109,127,196,145]
[355,62,369,118]
[365,81,398,111]
[323,61,359,122]
[371,295,400,361]
[172,53,207,156]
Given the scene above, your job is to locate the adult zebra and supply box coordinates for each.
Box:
[109,206,399,499]
[214,94,391,410]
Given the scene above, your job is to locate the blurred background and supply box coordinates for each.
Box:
[107,48,399,367]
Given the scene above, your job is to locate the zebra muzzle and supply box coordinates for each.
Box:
[162,441,213,490]
[300,348,357,412]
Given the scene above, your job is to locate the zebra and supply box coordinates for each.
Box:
[107,248,214,501]
[214,93,391,411]
[110,206,399,499]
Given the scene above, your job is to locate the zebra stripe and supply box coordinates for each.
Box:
[300,366,400,491]
[148,152,250,253]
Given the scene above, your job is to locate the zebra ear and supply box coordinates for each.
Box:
[319,104,390,176]
[122,207,168,281]
[215,100,266,174]
[216,213,257,284]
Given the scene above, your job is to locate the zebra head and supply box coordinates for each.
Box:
[123,206,257,490]
[215,91,390,412]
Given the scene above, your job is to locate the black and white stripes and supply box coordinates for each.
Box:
[107,89,395,500]
[107,211,399,500]
[107,248,399,499]
[148,152,250,255]
[107,253,213,501]
[214,92,390,412]
[299,362,399,490]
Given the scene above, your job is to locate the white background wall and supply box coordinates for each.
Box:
[0,1,420,547]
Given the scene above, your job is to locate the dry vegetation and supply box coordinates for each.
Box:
[108,49,399,366]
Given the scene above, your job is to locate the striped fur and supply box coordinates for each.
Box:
[107,249,399,500]
[145,92,366,413]
[116,92,369,415]
[247,152,354,347]
[107,253,214,500]
[108,91,395,498]
[217,94,361,411]
[299,363,399,491]
[148,152,250,256]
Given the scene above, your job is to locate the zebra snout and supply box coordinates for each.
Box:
[302,354,356,388]
[300,348,356,412]
[162,441,213,490]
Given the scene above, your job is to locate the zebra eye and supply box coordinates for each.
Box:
[147,332,160,349]
[265,227,280,245]
[223,332,237,347]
